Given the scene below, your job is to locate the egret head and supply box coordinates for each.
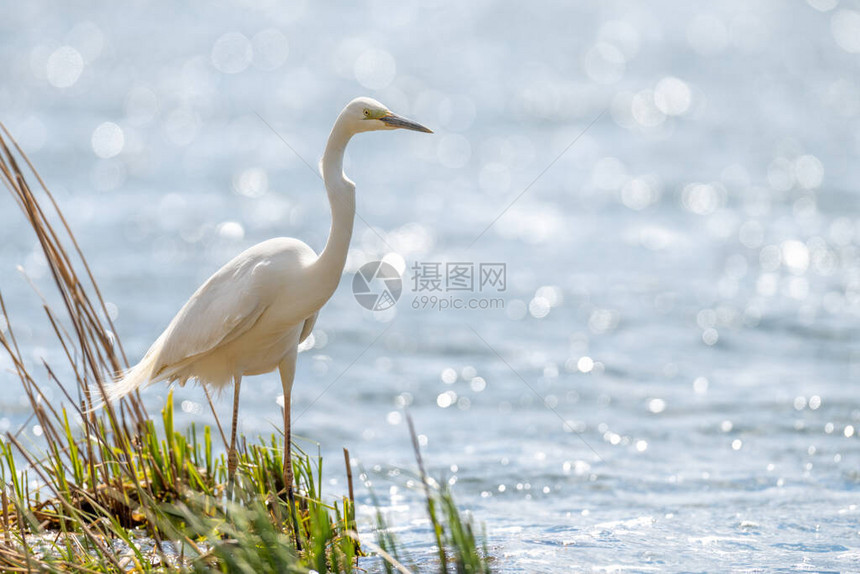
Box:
[343,97,433,135]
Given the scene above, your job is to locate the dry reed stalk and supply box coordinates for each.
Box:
[0,123,143,424]
[0,124,155,563]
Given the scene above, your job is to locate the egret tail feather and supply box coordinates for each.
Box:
[98,351,159,408]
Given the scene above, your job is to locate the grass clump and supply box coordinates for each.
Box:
[0,123,491,572]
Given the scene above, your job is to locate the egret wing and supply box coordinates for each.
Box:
[151,260,268,377]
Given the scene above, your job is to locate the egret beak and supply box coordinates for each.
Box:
[380,112,433,133]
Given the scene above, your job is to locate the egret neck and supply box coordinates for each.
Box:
[311,112,357,300]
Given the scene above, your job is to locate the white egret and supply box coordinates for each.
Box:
[106,97,431,503]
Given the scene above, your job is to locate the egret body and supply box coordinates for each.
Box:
[107,97,431,501]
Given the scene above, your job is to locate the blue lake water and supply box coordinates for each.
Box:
[2,0,860,571]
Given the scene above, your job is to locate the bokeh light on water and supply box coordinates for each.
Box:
[2,0,860,570]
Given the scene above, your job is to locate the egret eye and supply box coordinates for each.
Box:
[364,109,370,117]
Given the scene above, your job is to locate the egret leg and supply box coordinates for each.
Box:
[278,353,301,550]
[282,384,294,489]
[227,376,242,500]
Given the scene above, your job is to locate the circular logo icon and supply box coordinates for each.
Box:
[352,261,402,311]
